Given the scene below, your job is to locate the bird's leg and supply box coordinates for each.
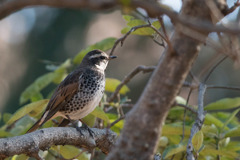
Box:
[58,118,71,127]
[65,116,84,135]
[79,119,95,138]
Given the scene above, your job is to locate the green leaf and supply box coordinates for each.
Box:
[162,141,187,158]
[221,108,240,131]
[3,113,12,124]
[82,114,96,127]
[53,59,71,84]
[7,99,49,124]
[224,126,240,137]
[205,113,228,130]
[30,92,43,102]
[152,20,161,29]
[205,97,240,111]
[121,16,161,36]
[0,130,12,137]
[59,145,81,159]
[10,116,35,136]
[201,146,239,158]
[105,78,130,94]
[107,113,124,134]
[202,124,218,138]
[162,123,191,136]
[90,107,109,123]
[12,154,28,160]
[73,37,117,64]
[192,131,204,151]
[122,15,135,22]
[20,73,56,104]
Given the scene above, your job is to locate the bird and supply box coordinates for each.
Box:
[27,49,117,134]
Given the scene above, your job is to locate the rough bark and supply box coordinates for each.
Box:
[106,0,227,160]
[0,127,117,159]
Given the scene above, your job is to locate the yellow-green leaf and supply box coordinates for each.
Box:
[82,114,96,127]
[201,146,239,158]
[20,73,56,104]
[224,126,240,137]
[162,123,191,136]
[12,154,28,160]
[221,108,240,131]
[7,99,49,124]
[105,78,129,94]
[3,113,12,124]
[162,141,187,158]
[90,107,109,124]
[73,37,117,64]
[152,20,161,29]
[192,131,204,151]
[53,59,71,84]
[205,97,240,111]
[30,92,43,102]
[59,145,81,159]
[205,113,228,130]
[122,15,135,22]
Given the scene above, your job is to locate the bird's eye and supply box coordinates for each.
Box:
[100,56,106,60]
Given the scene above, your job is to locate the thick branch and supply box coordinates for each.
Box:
[0,127,117,159]
[0,0,239,35]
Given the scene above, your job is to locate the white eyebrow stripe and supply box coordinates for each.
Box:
[89,54,104,59]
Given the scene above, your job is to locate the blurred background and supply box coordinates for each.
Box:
[1,0,240,115]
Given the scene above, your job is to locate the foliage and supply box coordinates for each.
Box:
[1,14,240,160]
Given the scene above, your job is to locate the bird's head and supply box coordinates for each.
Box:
[81,49,117,71]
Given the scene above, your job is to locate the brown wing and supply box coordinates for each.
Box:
[27,82,79,133]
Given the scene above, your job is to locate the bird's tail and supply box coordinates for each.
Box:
[26,118,43,133]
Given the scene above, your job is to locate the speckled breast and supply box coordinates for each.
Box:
[60,70,105,120]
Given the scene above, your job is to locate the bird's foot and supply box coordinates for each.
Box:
[76,125,95,138]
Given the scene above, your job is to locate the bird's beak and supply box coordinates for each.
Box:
[108,55,117,60]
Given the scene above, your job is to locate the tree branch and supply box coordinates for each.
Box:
[186,84,206,160]
[0,127,117,159]
[108,65,155,102]
[0,0,239,35]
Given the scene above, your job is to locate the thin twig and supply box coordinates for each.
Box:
[108,65,156,102]
[110,21,169,56]
[109,115,125,128]
[207,85,240,91]
[203,55,228,83]
[175,103,197,115]
[225,0,240,15]
[110,24,151,55]
[186,84,206,160]
[158,16,173,51]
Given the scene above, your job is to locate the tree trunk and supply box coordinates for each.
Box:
[106,0,226,159]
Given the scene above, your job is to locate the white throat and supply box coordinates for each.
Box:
[95,61,108,72]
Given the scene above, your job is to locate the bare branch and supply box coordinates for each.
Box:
[224,0,240,15]
[186,84,206,160]
[0,0,238,36]
[108,65,156,102]
[203,55,228,83]
[110,24,151,55]
[0,127,117,159]
[109,115,125,128]
[207,85,240,91]
[174,103,197,115]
